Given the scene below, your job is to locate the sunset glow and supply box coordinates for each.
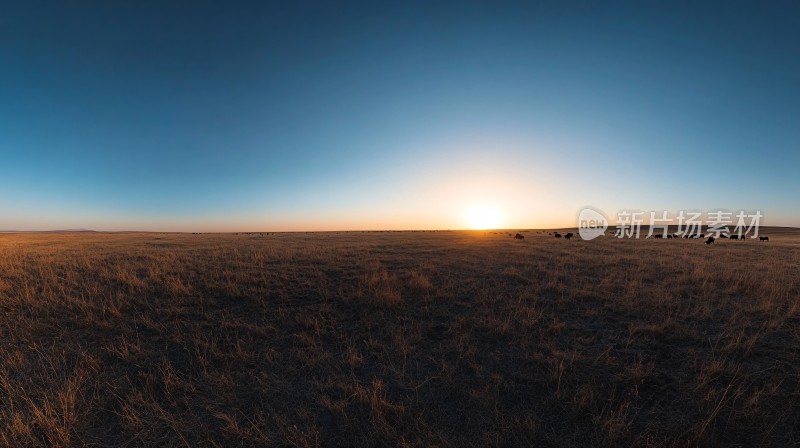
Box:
[464,205,504,230]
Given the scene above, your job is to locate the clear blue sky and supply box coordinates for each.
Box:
[1,1,798,231]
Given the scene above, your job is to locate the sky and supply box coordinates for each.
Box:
[1,1,798,231]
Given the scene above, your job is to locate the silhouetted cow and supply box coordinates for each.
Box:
[760,236,769,242]
[705,236,715,245]
[666,235,673,239]
[514,233,524,240]
[564,232,574,240]
[730,235,741,240]
[554,232,562,238]
[654,234,663,239]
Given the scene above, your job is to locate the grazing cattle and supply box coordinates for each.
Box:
[654,234,663,239]
[760,236,769,242]
[730,235,740,240]
[666,235,673,239]
[564,232,574,240]
[514,233,524,240]
[554,232,562,238]
[705,236,715,245]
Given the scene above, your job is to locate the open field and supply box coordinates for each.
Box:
[0,229,798,447]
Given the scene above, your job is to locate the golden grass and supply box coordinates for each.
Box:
[0,229,797,446]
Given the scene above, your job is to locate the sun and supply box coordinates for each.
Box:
[464,205,503,230]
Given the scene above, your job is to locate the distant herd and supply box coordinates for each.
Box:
[501,231,769,244]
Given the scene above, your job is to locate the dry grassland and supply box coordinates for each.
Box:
[0,229,798,446]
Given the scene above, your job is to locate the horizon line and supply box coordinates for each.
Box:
[2,225,799,234]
